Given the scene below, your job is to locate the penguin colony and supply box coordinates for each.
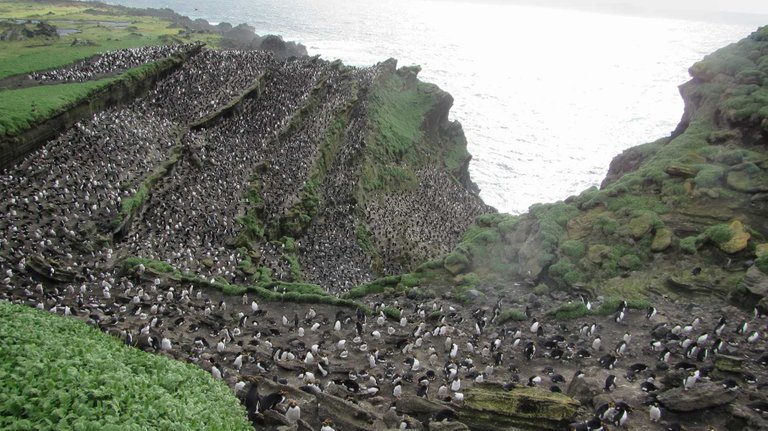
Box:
[1,47,767,431]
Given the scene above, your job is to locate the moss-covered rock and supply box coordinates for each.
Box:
[651,227,673,251]
[626,211,657,239]
[457,384,579,431]
[716,220,751,254]
[587,244,612,264]
[726,166,768,192]
[444,252,470,275]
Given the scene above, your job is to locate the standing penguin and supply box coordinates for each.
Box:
[285,399,300,423]
[649,402,661,422]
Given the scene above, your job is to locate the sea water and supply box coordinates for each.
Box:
[108,0,757,214]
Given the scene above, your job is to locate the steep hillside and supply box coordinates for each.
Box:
[421,25,768,313]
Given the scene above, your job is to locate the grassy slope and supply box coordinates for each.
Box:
[0,1,220,79]
[0,300,251,430]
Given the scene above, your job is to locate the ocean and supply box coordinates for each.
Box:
[108,0,757,214]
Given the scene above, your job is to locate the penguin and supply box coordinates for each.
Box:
[320,419,335,431]
[524,341,536,360]
[714,316,727,336]
[592,336,601,352]
[604,374,617,392]
[528,375,542,387]
[416,384,428,398]
[598,354,617,370]
[393,383,402,398]
[640,381,658,392]
[649,402,661,422]
[683,370,698,391]
[244,383,261,422]
[285,399,300,423]
[747,331,760,343]
[658,348,671,363]
[645,306,656,319]
[596,401,616,420]
[721,379,739,391]
[259,390,286,412]
[614,340,627,356]
[736,321,748,335]
[612,404,630,427]
[530,319,539,334]
[450,377,461,392]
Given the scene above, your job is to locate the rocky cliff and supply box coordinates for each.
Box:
[418,25,768,312]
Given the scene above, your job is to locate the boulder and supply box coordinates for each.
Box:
[666,164,699,178]
[657,381,737,412]
[566,376,600,407]
[651,228,673,252]
[726,167,768,193]
[726,401,768,431]
[316,392,379,431]
[444,252,469,275]
[737,266,768,298]
[627,212,655,239]
[396,395,453,417]
[456,384,579,430]
[716,220,750,254]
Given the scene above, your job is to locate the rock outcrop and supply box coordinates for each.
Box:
[456,384,579,431]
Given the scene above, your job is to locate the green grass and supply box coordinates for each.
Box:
[0,1,221,80]
[549,297,651,320]
[1,57,182,138]
[0,300,251,430]
[496,309,527,324]
[121,257,181,277]
[120,256,368,310]
[0,79,112,136]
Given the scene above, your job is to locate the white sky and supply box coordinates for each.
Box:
[482,0,768,20]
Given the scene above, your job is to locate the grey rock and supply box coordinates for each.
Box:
[657,381,737,412]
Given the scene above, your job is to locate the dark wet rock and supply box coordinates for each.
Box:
[316,392,379,431]
[264,409,292,426]
[428,421,470,431]
[657,381,737,412]
[396,395,453,417]
[456,383,579,431]
[566,376,600,407]
[726,402,768,431]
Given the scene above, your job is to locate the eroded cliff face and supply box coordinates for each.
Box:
[414,25,768,310]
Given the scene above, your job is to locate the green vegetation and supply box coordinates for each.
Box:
[120,256,367,310]
[550,297,651,320]
[121,257,181,277]
[0,79,109,136]
[496,309,527,324]
[2,56,185,139]
[756,255,768,274]
[0,1,220,80]
[382,306,401,320]
[0,300,251,430]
